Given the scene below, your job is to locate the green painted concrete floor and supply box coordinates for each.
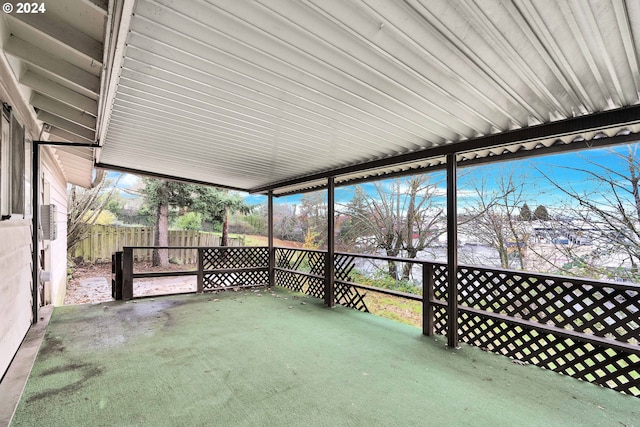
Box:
[11,288,639,426]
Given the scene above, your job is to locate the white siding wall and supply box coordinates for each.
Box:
[42,149,69,306]
[0,24,74,378]
[0,220,32,379]
[0,149,70,379]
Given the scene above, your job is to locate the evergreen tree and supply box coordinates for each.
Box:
[520,202,532,221]
[533,205,550,221]
[142,178,250,266]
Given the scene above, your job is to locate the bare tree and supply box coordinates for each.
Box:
[537,145,640,280]
[67,171,122,251]
[459,169,529,269]
[273,203,303,242]
[342,176,444,280]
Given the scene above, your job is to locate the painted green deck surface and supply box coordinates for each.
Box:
[11,288,639,426]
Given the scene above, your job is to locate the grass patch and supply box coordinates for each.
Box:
[363,290,422,328]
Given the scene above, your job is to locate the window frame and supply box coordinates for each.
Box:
[0,102,30,220]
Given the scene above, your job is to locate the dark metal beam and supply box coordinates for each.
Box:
[95,162,249,192]
[270,131,640,197]
[252,105,640,194]
[324,177,335,307]
[446,153,459,348]
[33,141,99,147]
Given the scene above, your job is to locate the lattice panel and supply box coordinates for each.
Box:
[458,310,640,396]
[458,266,640,345]
[203,269,269,290]
[306,276,326,300]
[336,282,368,312]
[308,251,326,276]
[275,248,326,275]
[334,254,356,281]
[275,270,305,293]
[433,264,449,300]
[433,305,448,336]
[202,247,269,270]
[276,248,306,270]
[274,249,368,311]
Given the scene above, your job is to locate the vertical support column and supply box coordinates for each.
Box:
[31,142,39,324]
[122,246,134,300]
[113,251,123,300]
[324,177,335,307]
[197,248,204,293]
[422,263,434,336]
[268,190,275,288]
[446,153,459,348]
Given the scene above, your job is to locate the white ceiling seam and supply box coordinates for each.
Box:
[296,0,509,131]
[120,43,430,154]
[118,53,425,153]
[179,0,464,138]
[251,0,488,135]
[361,0,530,125]
[403,0,546,121]
[131,0,455,141]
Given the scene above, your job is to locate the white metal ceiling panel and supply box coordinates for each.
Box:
[98,0,640,193]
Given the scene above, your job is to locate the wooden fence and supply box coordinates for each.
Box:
[71,225,242,263]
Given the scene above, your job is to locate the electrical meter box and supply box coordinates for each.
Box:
[41,204,57,240]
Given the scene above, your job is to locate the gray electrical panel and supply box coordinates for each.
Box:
[41,204,57,240]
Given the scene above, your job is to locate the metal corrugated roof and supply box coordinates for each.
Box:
[52,146,95,188]
[96,0,640,194]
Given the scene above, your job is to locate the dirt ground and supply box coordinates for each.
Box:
[64,262,199,305]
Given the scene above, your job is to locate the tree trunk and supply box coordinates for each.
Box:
[152,202,169,267]
[498,247,509,269]
[386,248,399,279]
[402,248,418,281]
[221,206,229,246]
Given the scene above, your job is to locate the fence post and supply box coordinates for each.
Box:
[112,251,123,300]
[422,263,434,336]
[197,248,204,293]
[122,247,133,300]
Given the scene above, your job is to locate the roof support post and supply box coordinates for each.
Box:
[31,141,40,324]
[324,177,335,307]
[446,153,459,348]
[268,190,275,288]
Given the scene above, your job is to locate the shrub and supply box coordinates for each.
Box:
[174,212,203,230]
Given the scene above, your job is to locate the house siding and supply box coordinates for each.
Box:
[0,151,70,379]
[42,149,69,306]
[0,220,32,379]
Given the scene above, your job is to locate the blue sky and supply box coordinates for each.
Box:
[111,141,639,211]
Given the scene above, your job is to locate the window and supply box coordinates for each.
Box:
[0,102,29,219]
[0,105,10,217]
[11,115,25,215]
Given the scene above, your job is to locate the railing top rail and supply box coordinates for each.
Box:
[274,246,324,254]
[274,246,439,264]
[122,246,269,250]
[334,250,436,265]
[278,247,640,291]
[117,245,638,292]
[457,262,640,291]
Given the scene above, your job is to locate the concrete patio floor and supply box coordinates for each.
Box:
[8,287,639,426]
